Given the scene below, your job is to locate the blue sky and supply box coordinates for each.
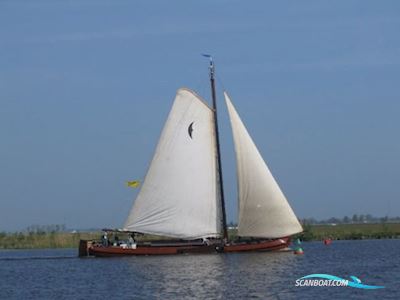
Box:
[1,1,399,231]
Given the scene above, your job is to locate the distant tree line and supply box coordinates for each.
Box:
[24,224,67,234]
[300,214,400,225]
[226,215,400,228]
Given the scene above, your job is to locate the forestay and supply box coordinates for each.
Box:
[124,88,221,239]
[224,92,303,238]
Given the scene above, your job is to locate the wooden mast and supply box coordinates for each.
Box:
[206,56,228,241]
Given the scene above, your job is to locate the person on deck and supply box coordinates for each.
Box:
[102,232,108,246]
[127,234,134,247]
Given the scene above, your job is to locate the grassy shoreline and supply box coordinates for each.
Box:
[0,232,99,249]
[295,223,400,241]
[1,223,400,249]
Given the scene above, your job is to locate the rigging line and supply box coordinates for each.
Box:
[193,74,209,104]
[215,72,227,93]
[123,180,141,216]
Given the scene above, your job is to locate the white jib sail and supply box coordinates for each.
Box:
[124,88,221,239]
[224,92,302,238]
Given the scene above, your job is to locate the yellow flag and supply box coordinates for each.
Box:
[126,180,140,188]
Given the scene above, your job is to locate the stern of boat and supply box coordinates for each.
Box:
[78,239,95,257]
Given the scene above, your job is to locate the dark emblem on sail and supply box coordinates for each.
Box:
[188,122,194,139]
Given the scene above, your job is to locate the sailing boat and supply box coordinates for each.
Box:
[82,57,302,257]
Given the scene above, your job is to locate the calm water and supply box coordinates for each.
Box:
[0,239,398,299]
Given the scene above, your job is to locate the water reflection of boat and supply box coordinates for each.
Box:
[80,56,302,257]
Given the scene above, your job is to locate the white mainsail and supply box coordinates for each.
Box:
[225,92,303,238]
[124,88,221,239]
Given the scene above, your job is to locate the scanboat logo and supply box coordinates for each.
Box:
[295,274,385,289]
